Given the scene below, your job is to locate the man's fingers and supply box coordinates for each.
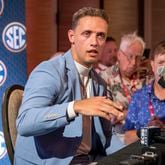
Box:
[99,105,124,122]
[105,99,123,111]
[100,100,124,117]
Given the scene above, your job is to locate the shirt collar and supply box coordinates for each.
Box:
[74,61,91,77]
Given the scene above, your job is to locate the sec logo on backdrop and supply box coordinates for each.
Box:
[2,22,26,53]
[0,60,7,86]
[0,0,4,16]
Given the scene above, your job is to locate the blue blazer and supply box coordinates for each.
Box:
[14,50,112,165]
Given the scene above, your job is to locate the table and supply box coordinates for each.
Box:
[97,140,165,165]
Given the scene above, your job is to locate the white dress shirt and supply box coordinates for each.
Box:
[67,61,92,120]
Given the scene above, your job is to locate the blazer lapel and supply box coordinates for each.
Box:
[63,51,82,137]
[64,50,82,100]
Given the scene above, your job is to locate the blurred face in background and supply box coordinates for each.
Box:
[151,53,165,83]
[118,41,143,78]
[68,16,108,68]
[100,40,118,67]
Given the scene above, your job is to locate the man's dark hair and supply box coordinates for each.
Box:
[71,7,109,29]
[106,36,116,42]
[151,40,165,60]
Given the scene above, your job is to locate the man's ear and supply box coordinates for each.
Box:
[68,29,75,44]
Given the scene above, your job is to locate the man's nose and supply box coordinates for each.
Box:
[131,57,140,66]
[131,58,136,66]
[90,35,98,47]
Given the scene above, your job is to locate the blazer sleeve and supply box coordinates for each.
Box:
[16,59,71,137]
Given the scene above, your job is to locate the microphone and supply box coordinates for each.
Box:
[157,66,165,88]
[137,126,165,146]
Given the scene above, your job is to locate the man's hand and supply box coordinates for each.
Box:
[74,96,124,121]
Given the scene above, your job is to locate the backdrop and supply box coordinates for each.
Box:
[0,0,27,164]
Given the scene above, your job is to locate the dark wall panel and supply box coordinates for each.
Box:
[57,0,100,51]
[26,0,57,74]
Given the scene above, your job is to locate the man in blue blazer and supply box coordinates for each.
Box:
[14,7,124,165]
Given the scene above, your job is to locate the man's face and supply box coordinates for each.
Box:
[101,41,118,67]
[68,16,108,68]
[151,54,165,82]
[118,41,143,78]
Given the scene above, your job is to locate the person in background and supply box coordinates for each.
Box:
[14,7,124,165]
[95,36,118,73]
[124,40,165,145]
[101,36,118,67]
[99,32,148,153]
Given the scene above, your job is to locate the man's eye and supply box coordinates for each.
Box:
[128,54,136,60]
[97,33,106,40]
[83,31,90,37]
[158,61,165,65]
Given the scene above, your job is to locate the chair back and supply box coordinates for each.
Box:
[2,84,24,164]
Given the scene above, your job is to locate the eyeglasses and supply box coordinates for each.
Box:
[120,49,142,63]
